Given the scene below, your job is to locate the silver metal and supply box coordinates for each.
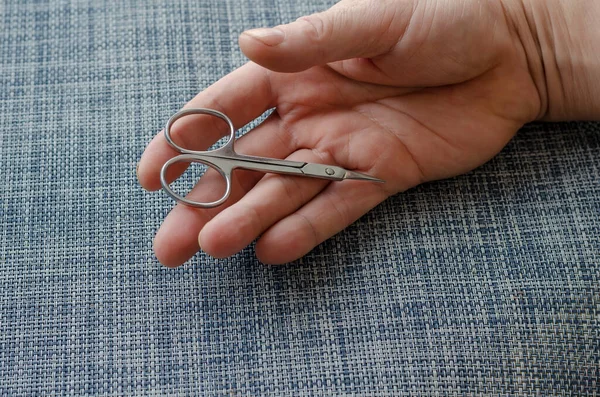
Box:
[160,108,384,208]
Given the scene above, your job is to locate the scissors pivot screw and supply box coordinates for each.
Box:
[325,168,335,176]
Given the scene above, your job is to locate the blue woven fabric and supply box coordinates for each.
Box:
[1,0,599,395]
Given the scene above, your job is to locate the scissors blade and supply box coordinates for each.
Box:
[300,163,384,183]
[343,170,385,183]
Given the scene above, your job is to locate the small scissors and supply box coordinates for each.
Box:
[160,108,384,208]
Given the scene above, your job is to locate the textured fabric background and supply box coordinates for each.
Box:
[1,0,599,395]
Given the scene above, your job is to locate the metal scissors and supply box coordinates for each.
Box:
[160,108,384,208]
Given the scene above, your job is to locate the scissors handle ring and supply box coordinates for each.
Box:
[164,108,236,154]
[160,154,233,208]
[160,108,236,208]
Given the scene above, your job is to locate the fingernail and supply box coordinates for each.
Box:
[243,28,285,46]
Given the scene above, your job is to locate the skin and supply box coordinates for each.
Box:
[137,0,600,266]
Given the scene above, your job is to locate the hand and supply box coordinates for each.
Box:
[137,0,591,266]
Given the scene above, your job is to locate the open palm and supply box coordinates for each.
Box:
[138,0,542,266]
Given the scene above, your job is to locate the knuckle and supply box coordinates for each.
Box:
[297,213,320,247]
[239,202,264,237]
[276,176,304,208]
[297,14,329,42]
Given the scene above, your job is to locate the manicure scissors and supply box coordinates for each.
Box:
[160,108,384,208]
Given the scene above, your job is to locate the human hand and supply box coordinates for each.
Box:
[138,0,599,266]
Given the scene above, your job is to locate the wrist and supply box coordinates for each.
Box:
[503,0,600,121]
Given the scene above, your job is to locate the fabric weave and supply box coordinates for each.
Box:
[1,0,598,395]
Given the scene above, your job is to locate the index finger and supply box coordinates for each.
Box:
[137,62,276,191]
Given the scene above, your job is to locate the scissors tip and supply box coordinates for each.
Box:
[343,170,385,183]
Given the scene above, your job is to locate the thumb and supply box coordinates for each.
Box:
[239,0,408,73]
